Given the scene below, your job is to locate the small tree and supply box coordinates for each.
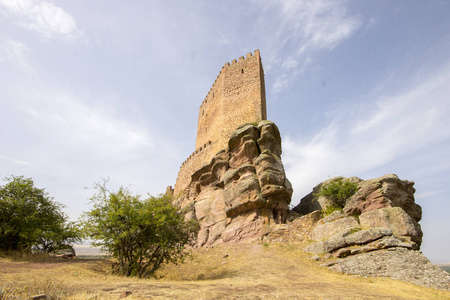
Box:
[0,175,81,252]
[81,181,197,278]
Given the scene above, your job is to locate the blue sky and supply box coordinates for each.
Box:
[1,0,449,263]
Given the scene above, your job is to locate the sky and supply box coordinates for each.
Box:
[0,0,449,263]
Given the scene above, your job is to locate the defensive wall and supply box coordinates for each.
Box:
[174,50,267,196]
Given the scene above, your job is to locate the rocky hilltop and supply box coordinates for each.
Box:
[264,174,449,290]
[172,121,449,290]
[173,120,292,247]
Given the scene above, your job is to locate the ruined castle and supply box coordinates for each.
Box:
[174,50,267,196]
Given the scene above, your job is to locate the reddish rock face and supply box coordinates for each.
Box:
[173,121,292,247]
[343,174,422,222]
[296,173,423,257]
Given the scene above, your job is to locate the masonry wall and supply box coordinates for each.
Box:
[196,50,267,155]
[174,50,267,196]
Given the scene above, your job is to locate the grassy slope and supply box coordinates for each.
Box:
[1,243,449,299]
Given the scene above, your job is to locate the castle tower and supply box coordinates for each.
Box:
[195,50,267,158]
[174,50,267,196]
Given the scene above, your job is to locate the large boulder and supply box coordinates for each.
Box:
[175,121,292,246]
[343,174,422,222]
[311,214,360,241]
[359,207,422,246]
[294,174,423,251]
[306,227,393,254]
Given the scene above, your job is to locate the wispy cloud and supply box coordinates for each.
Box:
[252,0,362,93]
[284,62,450,202]
[0,155,32,166]
[18,92,154,158]
[0,39,34,71]
[0,0,82,40]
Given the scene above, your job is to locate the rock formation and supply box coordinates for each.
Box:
[173,121,292,247]
[288,174,449,290]
[168,51,449,290]
[295,174,423,251]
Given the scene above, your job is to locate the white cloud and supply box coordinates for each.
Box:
[18,92,154,158]
[272,74,288,93]
[284,62,450,203]
[0,0,82,40]
[0,39,34,71]
[252,0,362,93]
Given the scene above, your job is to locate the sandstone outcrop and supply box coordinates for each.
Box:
[295,174,423,249]
[288,174,449,290]
[173,121,292,247]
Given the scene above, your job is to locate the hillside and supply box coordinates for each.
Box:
[1,243,449,299]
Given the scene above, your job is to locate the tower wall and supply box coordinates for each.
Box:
[174,50,267,196]
[196,50,267,155]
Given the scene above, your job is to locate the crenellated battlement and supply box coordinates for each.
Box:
[180,140,213,167]
[200,50,260,109]
[174,50,267,196]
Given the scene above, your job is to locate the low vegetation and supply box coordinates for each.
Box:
[81,180,198,278]
[315,177,359,207]
[321,203,344,217]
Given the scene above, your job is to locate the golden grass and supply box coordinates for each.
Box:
[1,243,449,299]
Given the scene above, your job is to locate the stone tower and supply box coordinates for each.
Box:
[174,50,267,195]
[195,49,267,156]
[171,51,292,246]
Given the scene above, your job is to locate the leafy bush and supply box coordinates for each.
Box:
[315,177,358,207]
[0,175,81,252]
[81,181,198,278]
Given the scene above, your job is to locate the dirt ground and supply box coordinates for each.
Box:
[1,243,449,299]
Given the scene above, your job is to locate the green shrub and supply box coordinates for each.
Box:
[314,177,358,207]
[321,204,343,217]
[81,180,199,278]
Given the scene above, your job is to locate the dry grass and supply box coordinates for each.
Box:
[1,243,449,299]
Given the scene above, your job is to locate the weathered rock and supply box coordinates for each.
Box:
[359,207,422,246]
[343,174,422,222]
[175,121,291,246]
[319,210,344,223]
[329,248,450,291]
[257,120,282,157]
[221,209,272,243]
[304,240,326,254]
[228,125,260,168]
[194,188,227,246]
[331,235,416,258]
[306,227,393,254]
[325,227,392,253]
[311,216,360,241]
[366,235,416,249]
